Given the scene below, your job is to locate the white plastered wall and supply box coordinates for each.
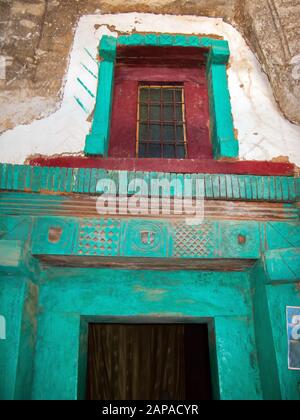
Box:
[0,13,299,165]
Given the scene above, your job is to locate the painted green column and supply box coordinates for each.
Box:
[31,312,83,400]
[0,276,37,400]
[84,36,117,156]
[266,282,300,400]
[0,276,25,399]
[214,316,262,400]
[207,45,239,159]
[250,262,282,400]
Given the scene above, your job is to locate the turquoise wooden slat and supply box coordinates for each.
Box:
[231,175,240,199]
[57,167,67,192]
[40,166,49,191]
[281,176,289,201]
[225,174,233,199]
[32,166,42,193]
[0,164,297,203]
[219,175,227,199]
[204,174,213,198]
[211,174,220,198]
[6,164,14,191]
[12,165,19,191]
[0,164,5,189]
[287,177,295,202]
[183,174,192,198]
[237,175,246,200]
[89,168,98,194]
[64,168,73,193]
[269,176,276,201]
[83,168,91,193]
[275,176,283,201]
[53,167,61,192]
[243,176,252,200]
[71,168,79,193]
[251,176,258,200]
[256,176,263,200]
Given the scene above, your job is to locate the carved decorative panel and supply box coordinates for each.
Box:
[174,221,213,258]
[76,219,121,256]
[121,220,171,258]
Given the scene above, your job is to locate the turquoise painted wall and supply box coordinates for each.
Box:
[0,276,25,400]
[30,267,261,400]
[0,191,299,400]
[0,276,37,400]
[266,282,300,399]
[2,263,298,400]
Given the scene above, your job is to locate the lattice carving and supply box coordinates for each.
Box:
[76,219,121,256]
[174,221,213,257]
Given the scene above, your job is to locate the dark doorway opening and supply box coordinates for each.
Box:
[86,323,212,400]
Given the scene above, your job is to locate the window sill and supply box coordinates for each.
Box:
[27,156,294,176]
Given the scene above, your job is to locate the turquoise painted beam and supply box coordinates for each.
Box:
[214,316,263,400]
[13,279,38,400]
[207,54,238,159]
[0,164,298,202]
[84,36,117,156]
[30,217,261,260]
[265,222,300,250]
[0,276,26,399]
[117,33,229,50]
[264,248,300,282]
[0,240,23,270]
[31,312,82,400]
[0,277,38,400]
[249,262,282,400]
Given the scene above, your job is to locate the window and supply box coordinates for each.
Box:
[85,35,239,160]
[109,46,212,160]
[137,84,187,158]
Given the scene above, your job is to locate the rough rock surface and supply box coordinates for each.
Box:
[236,0,300,125]
[0,0,299,133]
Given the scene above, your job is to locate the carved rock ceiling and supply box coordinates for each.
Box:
[0,0,299,132]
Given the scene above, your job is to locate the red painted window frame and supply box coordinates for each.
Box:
[109,64,212,160]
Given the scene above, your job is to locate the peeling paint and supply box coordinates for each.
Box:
[0,13,300,164]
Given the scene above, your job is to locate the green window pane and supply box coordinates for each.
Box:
[175,105,183,121]
[175,125,184,142]
[150,88,161,102]
[162,124,175,141]
[140,105,148,121]
[138,143,146,157]
[139,123,148,141]
[176,145,186,159]
[162,89,173,102]
[175,89,182,102]
[149,124,161,142]
[148,144,161,157]
[164,144,175,158]
[140,88,149,102]
[137,86,186,158]
[163,105,174,121]
[149,105,160,120]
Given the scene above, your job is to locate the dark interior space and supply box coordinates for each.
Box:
[86,323,212,400]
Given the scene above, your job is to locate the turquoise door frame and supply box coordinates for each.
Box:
[29,268,262,401]
[76,316,218,401]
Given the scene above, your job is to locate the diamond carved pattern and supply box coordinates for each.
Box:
[174,221,213,257]
[76,219,121,256]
